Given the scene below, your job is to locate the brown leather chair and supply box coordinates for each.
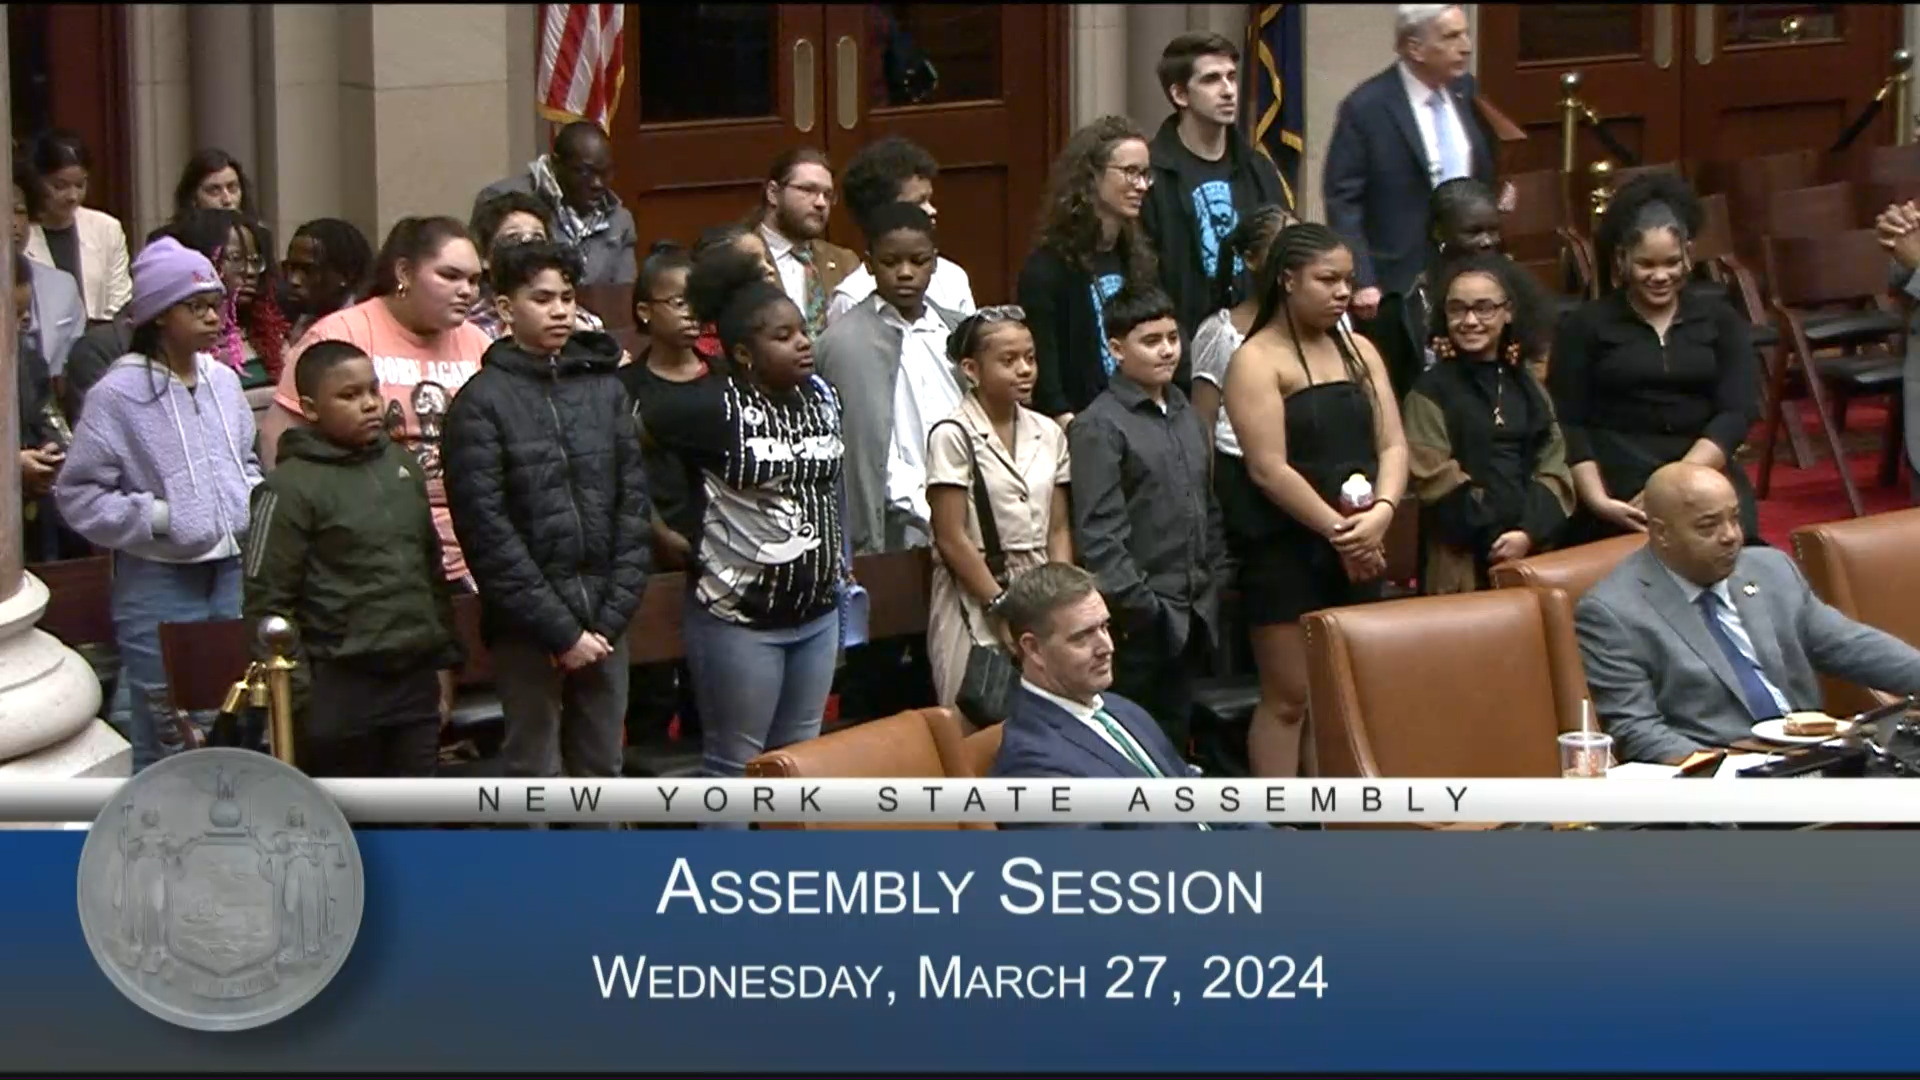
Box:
[1791,507,1920,717]
[1488,535,1644,602]
[745,707,993,830]
[960,725,1003,778]
[1304,587,1587,778]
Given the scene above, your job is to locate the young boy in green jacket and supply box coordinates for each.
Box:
[244,339,463,776]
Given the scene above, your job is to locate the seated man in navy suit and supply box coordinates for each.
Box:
[989,561,1260,830]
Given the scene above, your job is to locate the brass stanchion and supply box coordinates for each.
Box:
[258,615,300,766]
[1588,159,1614,229]
[1559,70,1582,177]
[1894,48,1914,147]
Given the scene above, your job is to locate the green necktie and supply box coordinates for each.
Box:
[791,243,826,336]
[1091,707,1210,831]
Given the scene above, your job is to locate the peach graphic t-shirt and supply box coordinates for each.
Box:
[276,298,492,582]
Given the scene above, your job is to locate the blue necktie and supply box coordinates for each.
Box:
[1694,591,1783,721]
[1429,90,1466,183]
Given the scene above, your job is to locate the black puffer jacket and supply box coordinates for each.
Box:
[443,331,652,654]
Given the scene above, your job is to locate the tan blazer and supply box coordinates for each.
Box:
[26,206,133,322]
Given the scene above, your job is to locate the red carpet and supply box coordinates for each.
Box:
[1745,402,1909,547]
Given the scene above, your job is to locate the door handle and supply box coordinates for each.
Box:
[836,35,859,130]
[1695,5,1716,65]
[794,38,817,133]
[1652,5,1674,69]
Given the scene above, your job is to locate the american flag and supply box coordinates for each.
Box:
[536,4,626,130]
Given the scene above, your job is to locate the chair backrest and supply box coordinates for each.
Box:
[1865,142,1920,184]
[1489,535,1645,602]
[1693,193,1736,263]
[1765,181,1857,240]
[30,555,114,647]
[1500,168,1584,295]
[745,706,992,830]
[1607,161,1686,193]
[1790,507,1920,717]
[960,725,1003,778]
[576,282,636,335]
[1700,149,1819,260]
[1764,229,1890,309]
[1303,587,1585,777]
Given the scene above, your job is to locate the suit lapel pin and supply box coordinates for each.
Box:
[1742,582,1758,597]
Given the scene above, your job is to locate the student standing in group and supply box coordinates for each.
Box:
[23,129,132,324]
[827,136,975,325]
[1548,173,1758,545]
[1141,33,1285,340]
[818,202,966,556]
[1070,285,1229,750]
[472,120,638,285]
[690,224,781,365]
[618,240,709,750]
[645,248,847,782]
[244,340,463,776]
[13,250,84,563]
[281,218,373,344]
[168,208,290,411]
[1369,177,1503,402]
[259,217,491,591]
[54,238,261,772]
[464,190,607,341]
[1404,253,1573,593]
[755,147,860,338]
[1220,223,1408,776]
[926,306,1074,711]
[1019,116,1160,424]
[444,240,650,786]
[1190,204,1292,458]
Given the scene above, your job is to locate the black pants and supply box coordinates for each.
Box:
[300,660,441,778]
[1110,619,1211,758]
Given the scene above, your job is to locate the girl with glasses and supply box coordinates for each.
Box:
[1403,252,1573,593]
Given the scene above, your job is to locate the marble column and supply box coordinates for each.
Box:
[0,17,127,788]
[187,6,259,178]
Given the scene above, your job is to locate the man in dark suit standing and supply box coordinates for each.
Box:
[1322,5,1496,326]
[989,562,1257,830]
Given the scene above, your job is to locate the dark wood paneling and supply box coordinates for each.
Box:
[7,4,131,225]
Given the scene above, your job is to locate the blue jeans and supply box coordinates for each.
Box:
[111,552,242,772]
[682,602,839,787]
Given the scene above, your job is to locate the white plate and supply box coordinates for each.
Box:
[1751,715,1853,745]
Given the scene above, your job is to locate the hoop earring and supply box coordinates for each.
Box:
[1429,335,1456,362]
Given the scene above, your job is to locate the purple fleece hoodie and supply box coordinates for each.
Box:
[54,352,263,562]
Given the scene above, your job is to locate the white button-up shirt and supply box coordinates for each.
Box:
[878,297,964,543]
[759,224,813,316]
[1663,566,1793,715]
[1398,61,1472,185]
[828,256,977,326]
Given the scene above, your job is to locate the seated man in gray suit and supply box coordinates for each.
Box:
[1576,462,1920,762]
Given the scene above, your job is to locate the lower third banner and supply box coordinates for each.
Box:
[3,830,1917,1072]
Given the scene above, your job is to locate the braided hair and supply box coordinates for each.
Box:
[1211,203,1291,312]
[686,242,795,377]
[1247,222,1373,403]
[1594,172,1700,294]
[290,218,374,304]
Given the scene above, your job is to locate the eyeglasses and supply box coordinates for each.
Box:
[1106,165,1154,189]
[649,295,691,313]
[220,251,265,274]
[784,181,837,205]
[1444,298,1509,323]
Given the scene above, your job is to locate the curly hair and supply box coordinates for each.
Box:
[1594,172,1701,294]
[469,190,553,258]
[842,136,938,233]
[1033,115,1156,284]
[1425,252,1550,366]
[1247,222,1373,404]
[687,244,792,366]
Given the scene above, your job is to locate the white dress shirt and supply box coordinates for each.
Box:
[878,297,964,543]
[828,257,977,326]
[759,223,813,316]
[1398,61,1472,186]
[1662,566,1793,715]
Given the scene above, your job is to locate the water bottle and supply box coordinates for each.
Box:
[1338,473,1374,513]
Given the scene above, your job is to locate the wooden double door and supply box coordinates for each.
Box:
[613,4,1067,308]
[1479,4,1903,179]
